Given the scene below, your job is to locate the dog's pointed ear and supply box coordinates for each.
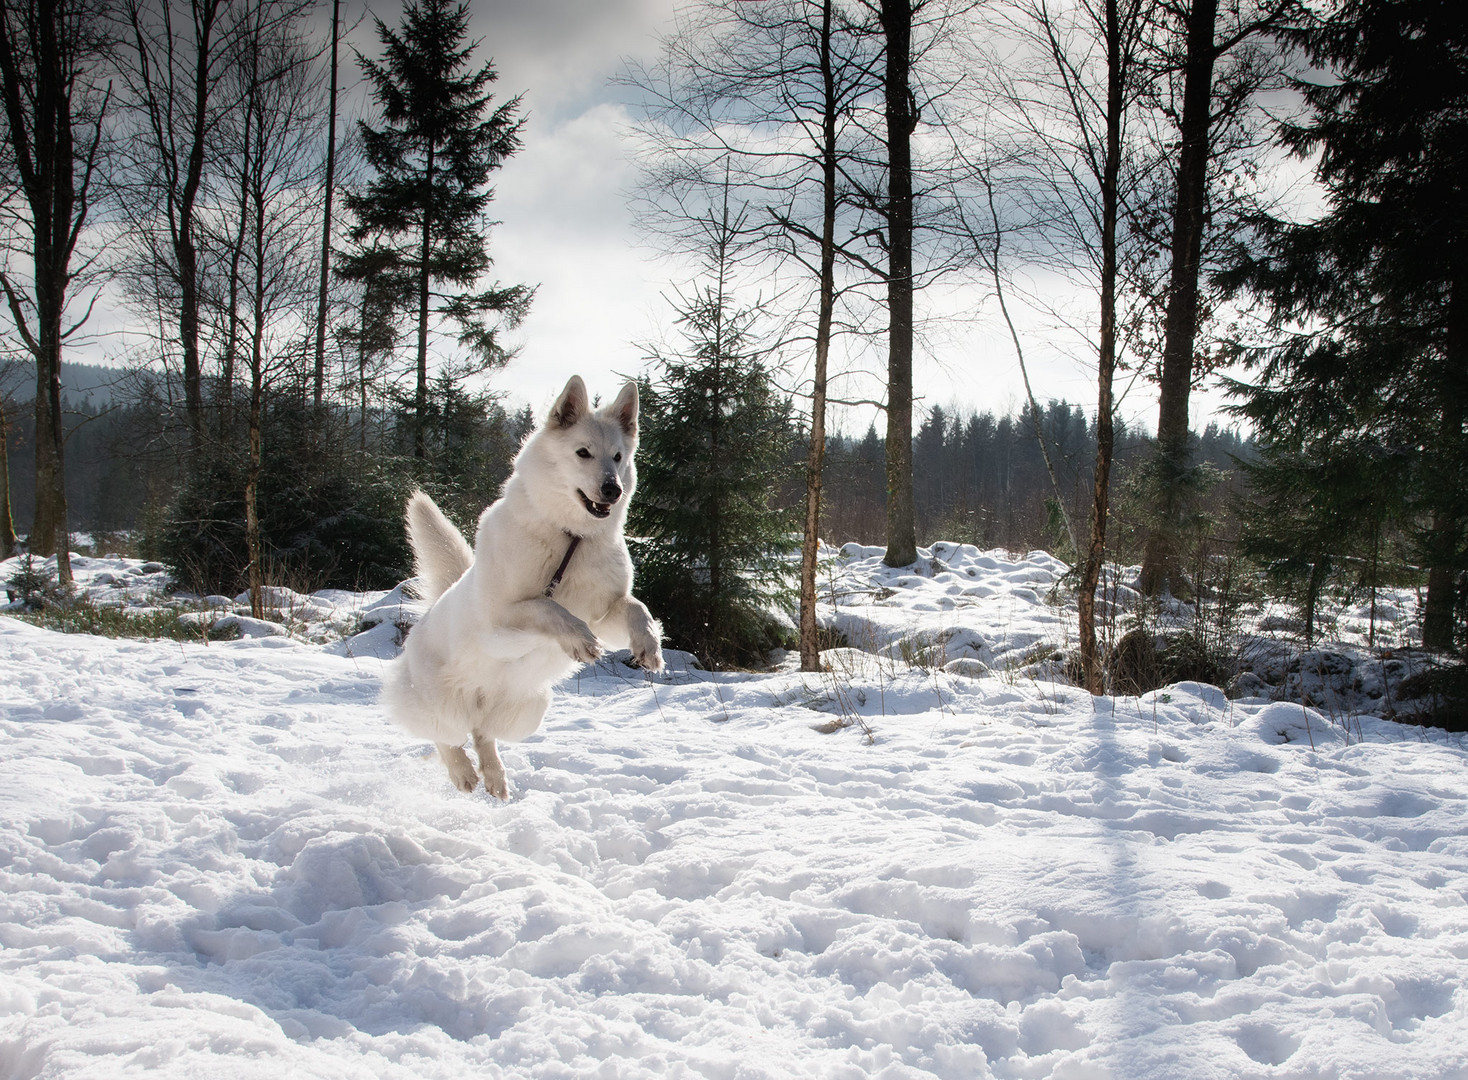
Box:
[549,375,589,429]
[607,380,638,438]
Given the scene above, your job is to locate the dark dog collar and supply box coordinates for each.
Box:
[543,534,581,598]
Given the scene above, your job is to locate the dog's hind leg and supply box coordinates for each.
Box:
[437,742,480,793]
[471,730,509,800]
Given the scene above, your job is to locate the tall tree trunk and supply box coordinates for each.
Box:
[0,0,91,585]
[881,0,917,568]
[178,235,204,448]
[31,286,70,582]
[121,0,221,447]
[219,95,253,439]
[1078,0,1125,695]
[312,0,340,415]
[359,334,369,453]
[246,153,267,621]
[177,0,221,451]
[414,144,435,460]
[800,0,838,673]
[1422,275,1467,652]
[245,369,264,620]
[0,402,15,557]
[1140,0,1218,597]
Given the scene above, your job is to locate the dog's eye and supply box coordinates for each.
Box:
[613,453,622,462]
[576,448,592,459]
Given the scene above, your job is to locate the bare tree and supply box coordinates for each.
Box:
[844,0,986,568]
[632,0,880,670]
[876,0,919,567]
[116,0,240,449]
[0,0,113,583]
[633,0,984,660]
[1135,0,1287,595]
[801,0,843,670]
[214,56,253,436]
[215,0,322,616]
[310,0,338,415]
[1003,0,1154,691]
[0,368,19,557]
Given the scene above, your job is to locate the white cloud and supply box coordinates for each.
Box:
[489,102,685,411]
[461,0,679,121]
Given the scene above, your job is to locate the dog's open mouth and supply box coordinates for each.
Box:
[578,490,613,519]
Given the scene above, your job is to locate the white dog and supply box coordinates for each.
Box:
[381,375,664,797]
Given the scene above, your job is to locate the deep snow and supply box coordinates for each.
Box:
[1,544,1466,1079]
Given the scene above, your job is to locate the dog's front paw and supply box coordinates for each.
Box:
[632,636,664,672]
[564,626,604,664]
[441,746,480,793]
[483,765,510,801]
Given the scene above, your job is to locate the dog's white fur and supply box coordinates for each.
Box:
[381,376,663,797]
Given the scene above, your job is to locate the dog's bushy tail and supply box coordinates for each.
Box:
[405,491,473,604]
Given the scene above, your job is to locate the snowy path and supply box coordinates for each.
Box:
[3,613,1466,1079]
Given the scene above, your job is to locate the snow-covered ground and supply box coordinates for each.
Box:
[2,544,1466,1079]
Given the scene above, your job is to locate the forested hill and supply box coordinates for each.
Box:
[1,361,132,409]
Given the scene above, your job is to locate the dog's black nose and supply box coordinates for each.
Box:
[601,479,623,503]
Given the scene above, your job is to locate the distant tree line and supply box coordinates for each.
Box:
[0,358,1251,567]
[820,404,1249,554]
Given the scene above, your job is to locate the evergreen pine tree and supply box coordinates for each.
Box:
[629,280,797,669]
[1224,0,1468,652]
[1238,428,1405,647]
[341,0,532,459]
